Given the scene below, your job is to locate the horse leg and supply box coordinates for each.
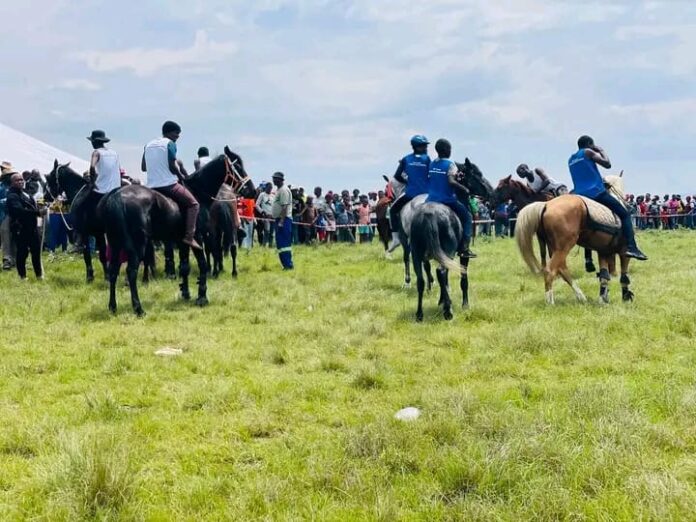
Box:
[436,267,453,320]
[126,252,145,317]
[108,247,122,314]
[584,248,596,273]
[193,246,209,307]
[165,241,176,280]
[598,257,611,304]
[96,235,108,281]
[608,254,617,277]
[83,239,94,283]
[179,244,191,301]
[402,240,411,288]
[460,254,470,309]
[413,252,425,322]
[620,255,634,302]
[424,260,434,292]
[230,242,238,278]
[544,251,565,305]
[558,260,587,303]
[537,235,547,270]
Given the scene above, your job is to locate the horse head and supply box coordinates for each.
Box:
[186,147,256,203]
[457,158,494,201]
[46,159,85,202]
[224,146,256,199]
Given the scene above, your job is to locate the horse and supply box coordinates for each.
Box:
[207,182,241,278]
[45,161,109,282]
[397,158,494,289]
[515,175,634,305]
[100,147,255,316]
[492,175,597,273]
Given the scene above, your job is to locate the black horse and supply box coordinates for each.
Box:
[206,182,240,278]
[45,160,109,282]
[409,159,494,322]
[100,147,255,315]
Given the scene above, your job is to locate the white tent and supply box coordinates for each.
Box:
[0,122,89,174]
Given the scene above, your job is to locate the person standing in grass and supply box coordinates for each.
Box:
[357,195,371,243]
[6,173,46,280]
[272,172,293,270]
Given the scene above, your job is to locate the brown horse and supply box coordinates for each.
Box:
[493,175,596,273]
[515,175,634,305]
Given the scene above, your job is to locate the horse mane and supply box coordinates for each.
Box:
[604,175,625,198]
[185,155,225,200]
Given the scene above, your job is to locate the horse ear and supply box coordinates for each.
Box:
[224,145,231,156]
[65,162,71,168]
[53,159,58,169]
[464,157,471,166]
[619,169,624,177]
[504,175,512,182]
[382,175,389,183]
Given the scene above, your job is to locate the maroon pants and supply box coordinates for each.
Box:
[155,183,200,242]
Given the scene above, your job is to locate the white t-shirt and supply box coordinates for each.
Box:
[145,137,177,189]
[197,156,211,169]
[528,170,558,193]
[94,148,122,194]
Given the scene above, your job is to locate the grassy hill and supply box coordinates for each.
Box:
[2,230,696,520]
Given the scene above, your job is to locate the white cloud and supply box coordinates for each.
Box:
[74,30,237,77]
[52,79,101,92]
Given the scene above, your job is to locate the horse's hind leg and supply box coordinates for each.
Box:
[460,254,470,309]
[179,244,191,301]
[126,252,145,317]
[436,267,453,320]
[83,240,94,283]
[598,256,611,304]
[584,248,596,273]
[544,250,567,305]
[193,246,209,307]
[402,240,411,288]
[164,241,176,279]
[96,235,108,281]
[558,260,587,303]
[620,255,633,302]
[424,260,434,292]
[108,247,122,314]
[230,243,238,278]
[413,253,425,322]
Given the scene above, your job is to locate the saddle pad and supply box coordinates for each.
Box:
[578,196,621,231]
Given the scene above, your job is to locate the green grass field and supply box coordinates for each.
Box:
[2,230,696,520]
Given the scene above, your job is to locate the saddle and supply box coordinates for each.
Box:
[578,196,621,235]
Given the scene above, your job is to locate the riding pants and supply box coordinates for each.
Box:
[155,183,200,242]
[592,191,637,248]
[389,194,414,232]
[443,200,473,242]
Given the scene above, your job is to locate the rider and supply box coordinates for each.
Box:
[78,130,122,234]
[142,121,202,250]
[516,164,567,196]
[389,135,431,233]
[426,139,476,258]
[568,135,647,260]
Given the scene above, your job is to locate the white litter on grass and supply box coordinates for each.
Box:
[155,347,183,357]
[307,305,314,312]
[394,407,421,421]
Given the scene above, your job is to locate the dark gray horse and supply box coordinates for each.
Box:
[408,159,494,322]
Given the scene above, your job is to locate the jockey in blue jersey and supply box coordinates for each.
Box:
[427,138,476,258]
[568,135,647,260]
[389,135,431,232]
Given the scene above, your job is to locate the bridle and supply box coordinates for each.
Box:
[223,154,251,194]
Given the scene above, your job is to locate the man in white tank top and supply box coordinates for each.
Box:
[142,121,202,250]
[194,146,211,172]
[516,164,568,197]
[73,130,123,237]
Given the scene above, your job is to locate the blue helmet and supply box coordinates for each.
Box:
[410,135,430,147]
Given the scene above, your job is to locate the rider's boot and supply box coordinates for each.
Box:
[458,236,477,259]
[182,207,203,251]
[625,242,648,261]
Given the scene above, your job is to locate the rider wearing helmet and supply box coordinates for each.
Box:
[426,139,476,258]
[389,135,431,233]
[568,135,647,260]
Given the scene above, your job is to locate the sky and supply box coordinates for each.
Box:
[1,0,695,194]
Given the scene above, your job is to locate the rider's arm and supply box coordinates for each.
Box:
[447,164,469,195]
[534,167,551,190]
[393,159,406,184]
[89,150,99,184]
[585,146,611,169]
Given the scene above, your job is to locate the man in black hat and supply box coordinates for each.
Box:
[75,130,123,237]
[6,173,46,279]
[142,121,202,250]
[271,171,293,269]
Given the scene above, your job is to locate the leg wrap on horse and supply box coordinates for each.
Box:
[620,273,630,286]
[597,268,611,282]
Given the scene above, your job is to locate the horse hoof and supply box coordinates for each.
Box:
[443,311,453,321]
[232,272,238,278]
[109,305,117,315]
[181,293,191,301]
[415,314,423,322]
[135,308,146,318]
[585,262,597,273]
[196,297,209,307]
[623,292,634,302]
[403,282,411,289]
[86,274,94,283]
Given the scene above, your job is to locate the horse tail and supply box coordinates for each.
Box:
[515,201,546,273]
[413,209,465,274]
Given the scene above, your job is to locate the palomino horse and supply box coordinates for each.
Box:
[515,175,634,305]
[397,158,494,288]
[493,176,596,273]
[100,147,255,315]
